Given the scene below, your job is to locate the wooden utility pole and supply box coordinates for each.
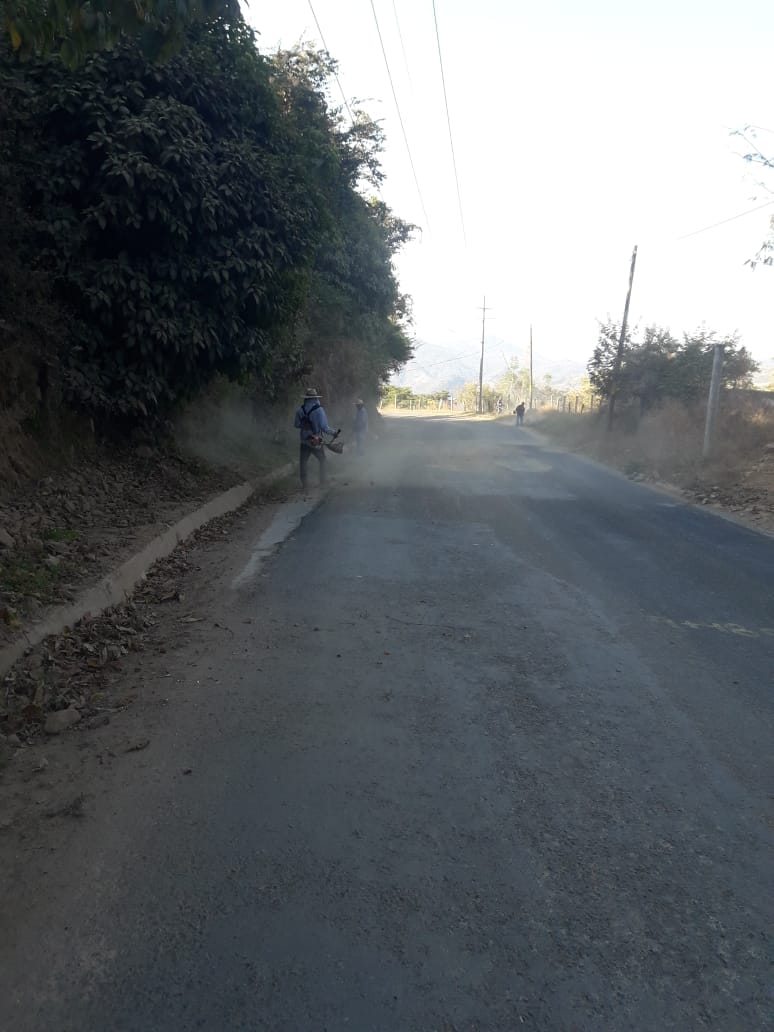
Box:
[607,245,638,431]
[702,343,725,459]
[529,324,534,410]
[478,295,487,414]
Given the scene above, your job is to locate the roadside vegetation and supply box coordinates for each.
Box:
[535,398,772,477]
[0,16,413,484]
[1,11,415,658]
[533,321,773,529]
[587,322,758,413]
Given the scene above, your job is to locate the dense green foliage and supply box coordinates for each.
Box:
[1,0,235,65]
[380,385,450,410]
[588,321,758,411]
[0,24,413,431]
[0,76,64,435]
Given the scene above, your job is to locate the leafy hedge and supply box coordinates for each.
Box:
[0,23,412,429]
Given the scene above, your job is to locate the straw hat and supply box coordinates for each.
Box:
[304,387,322,399]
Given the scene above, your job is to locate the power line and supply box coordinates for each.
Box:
[402,349,481,382]
[676,200,774,241]
[423,349,480,368]
[369,0,431,231]
[432,0,467,246]
[307,0,356,124]
[741,124,774,136]
[391,0,413,90]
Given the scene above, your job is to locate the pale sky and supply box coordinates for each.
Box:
[248,1,774,379]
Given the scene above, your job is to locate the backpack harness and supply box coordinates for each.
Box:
[300,402,323,447]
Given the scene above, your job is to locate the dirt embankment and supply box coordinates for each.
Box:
[534,399,774,533]
[0,446,243,645]
[0,382,307,645]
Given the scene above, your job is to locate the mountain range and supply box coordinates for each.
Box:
[392,340,589,394]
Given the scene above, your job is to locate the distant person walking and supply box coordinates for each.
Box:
[353,399,368,455]
[515,401,526,426]
[294,388,339,490]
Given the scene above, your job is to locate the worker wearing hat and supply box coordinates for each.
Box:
[353,398,368,455]
[294,388,339,490]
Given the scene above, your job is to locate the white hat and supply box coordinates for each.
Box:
[304,387,321,399]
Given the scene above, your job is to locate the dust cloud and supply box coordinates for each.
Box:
[330,408,519,495]
[174,383,295,479]
[176,391,530,492]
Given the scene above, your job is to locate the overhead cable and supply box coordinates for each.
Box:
[391,0,413,90]
[675,199,774,241]
[369,0,432,231]
[307,0,356,124]
[432,0,467,246]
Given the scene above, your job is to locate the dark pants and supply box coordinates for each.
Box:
[300,442,326,487]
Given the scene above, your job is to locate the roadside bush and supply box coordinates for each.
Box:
[0,28,412,435]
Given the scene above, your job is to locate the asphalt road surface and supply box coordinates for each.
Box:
[3,417,773,1031]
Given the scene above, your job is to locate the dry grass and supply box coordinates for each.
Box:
[535,398,774,487]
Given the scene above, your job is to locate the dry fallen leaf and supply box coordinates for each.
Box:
[124,738,150,753]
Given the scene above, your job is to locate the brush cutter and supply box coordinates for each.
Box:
[308,430,344,454]
[325,430,345,454]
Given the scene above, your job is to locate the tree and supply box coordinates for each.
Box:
[588,320,758,410]
[732,126,774,269]
[497,357,530,408]
[1,0,238,65]
[270,44,414,401]
[457,381,480,412]
[379,385,415,409]
[0,75,64,433]
[0,30,413,428]
[588,318,633,402]
[1,24,319,422]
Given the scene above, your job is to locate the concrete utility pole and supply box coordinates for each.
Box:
[607,245,638,432]
[478,295,487,414]
[529,324,534,409]
[702,342,725,459]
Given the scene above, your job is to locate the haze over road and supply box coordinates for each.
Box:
[3,417,772,1031]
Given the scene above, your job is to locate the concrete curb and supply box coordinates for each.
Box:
[0,463,295,679]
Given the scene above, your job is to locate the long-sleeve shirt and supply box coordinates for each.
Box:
[354,407,368,432]
[294,401,335,442]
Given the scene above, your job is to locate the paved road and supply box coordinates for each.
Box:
[3,417,773,1031]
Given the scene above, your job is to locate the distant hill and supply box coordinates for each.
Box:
[393,342,587,394]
